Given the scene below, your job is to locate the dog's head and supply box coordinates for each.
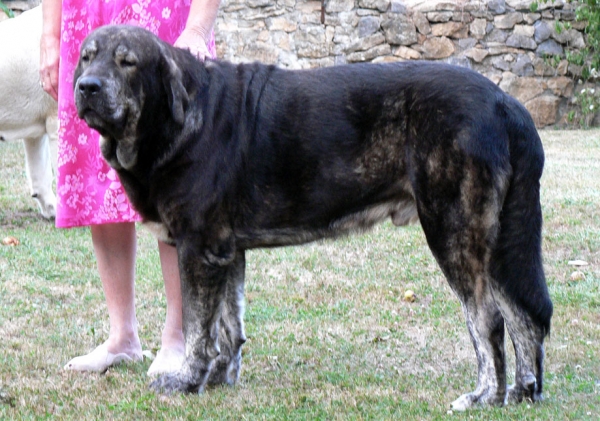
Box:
[74,25,189,170]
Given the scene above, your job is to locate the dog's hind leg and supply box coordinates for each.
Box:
[423,228,508,410]
[22,135,56,219]
[488,167,552,405]
[488,108,552,405]
[207,251,247,386]
[489,284,548,405]
[414,157,509,410]
[444,273,507,411]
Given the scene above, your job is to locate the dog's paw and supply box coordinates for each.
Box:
[507,374,542,404]
[207,356,241,387]
[450,389,506,411]
[149,372,204,395]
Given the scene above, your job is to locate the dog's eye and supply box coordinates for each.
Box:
[119,56,138,68]
[81,54,90,63]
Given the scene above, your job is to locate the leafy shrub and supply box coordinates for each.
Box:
[0,1,15,18]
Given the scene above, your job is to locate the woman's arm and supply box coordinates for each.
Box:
[40,0,63,100]
[174,0,221,60]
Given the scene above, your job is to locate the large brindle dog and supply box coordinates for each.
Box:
[74,25,552,410]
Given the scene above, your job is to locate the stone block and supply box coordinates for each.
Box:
[413,11,431,35]
[523,13,541,24]
[464,47,489,63]
[525,95,561,128]
[503,76,544,103]
[431,22,468,39]
[470,10,494,20]
[470,18,487,39]
[327,0,356,13]
[358,15,381,37]
[359,0,391,12]
[486,43,521,55]
[554,10,575,21]
[266,16,298,32]
[446,56,472,69]
[487,0,506,14]
[492,56,511,71]
[410,1,463,12]
[534,20,552,43]
[499,71,518,91]
[373,55,405,63]
[247,0,272,7]
[393,45,422,59]
[243,41,280,63]
[346,33,386,53]
[532,57,558,77]
[381,13,418,45]
[452,12,474,24]
[485,29,510,43]
[494,12,523,29]
[427,11,453,23]
[297,1,322,13]
[390,2,407,13]
[511,54,534,76]
[536,39,564,57]
[486,72,503,85]
[346,43,392,62]
[513,24,535,37]
[506,34,537,50]
[552,28,585,49]
[418,36,455,59]
[458,38,478,50]
[556,59,569,76]
[295,25,330,58]
[547,77,574,97]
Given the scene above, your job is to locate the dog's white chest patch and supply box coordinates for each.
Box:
[143,221,173,244]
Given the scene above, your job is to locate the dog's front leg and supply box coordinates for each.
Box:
[150,243,230,394]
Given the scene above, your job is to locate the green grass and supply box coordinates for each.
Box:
[1,130,599,419]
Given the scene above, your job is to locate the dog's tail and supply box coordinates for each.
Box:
[491,95,553,335]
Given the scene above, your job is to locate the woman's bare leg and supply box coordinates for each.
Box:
[64,222,142,371]
[147,241,185,376]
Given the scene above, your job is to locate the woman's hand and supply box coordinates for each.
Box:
[174,26,211,61]
[39,33,61,101]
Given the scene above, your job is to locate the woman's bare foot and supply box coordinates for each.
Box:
[147,345,185,376]
[64,342,142,373]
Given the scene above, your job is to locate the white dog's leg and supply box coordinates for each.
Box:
[46,114,59,175]
[22,135,56,219]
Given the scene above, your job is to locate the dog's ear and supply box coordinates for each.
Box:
[160,47,189,126]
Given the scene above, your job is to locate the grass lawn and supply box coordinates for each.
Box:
[0,129,599,420]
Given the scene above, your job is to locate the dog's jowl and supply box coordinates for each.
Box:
[74,25,553,410]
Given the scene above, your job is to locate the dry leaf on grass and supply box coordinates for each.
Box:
[403,290,416,302]
[2,237,20,246]
[570,271,586,281]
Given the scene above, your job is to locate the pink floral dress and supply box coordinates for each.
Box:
[56,0,216,227]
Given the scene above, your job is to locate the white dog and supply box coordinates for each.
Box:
[0,6,58,219]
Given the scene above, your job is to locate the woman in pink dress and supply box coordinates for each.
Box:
[40,0,220,375]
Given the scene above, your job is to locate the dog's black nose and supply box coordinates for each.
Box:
[78,76,103,97]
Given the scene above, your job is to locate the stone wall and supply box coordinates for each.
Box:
[215,0,597,128]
